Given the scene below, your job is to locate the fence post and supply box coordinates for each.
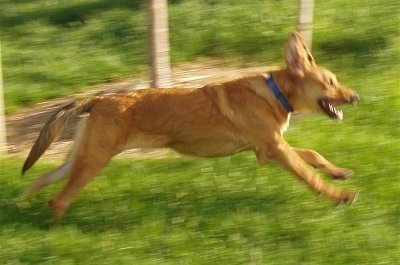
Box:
[0,41,7,155]
[297,0,314,49]
[149,0,171,88]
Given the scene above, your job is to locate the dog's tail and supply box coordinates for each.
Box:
[22,98,96,175]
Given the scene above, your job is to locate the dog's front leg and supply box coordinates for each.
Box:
[256,138,357,203]
[294,148,353,179]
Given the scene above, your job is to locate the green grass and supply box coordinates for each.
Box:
[1,144,399,264]
[4,0,397,112]
[1,0,398,112]
[1,0,400,264]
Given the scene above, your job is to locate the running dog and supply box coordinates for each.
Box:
[21,32,359,220]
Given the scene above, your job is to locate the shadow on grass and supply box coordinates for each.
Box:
[319,35,387,55]
[1,179,289,233]
[1,0,146,28]
[0,195,55,230]
[69,189,289,233]
[317,34,388,68]
[0,155,334,233]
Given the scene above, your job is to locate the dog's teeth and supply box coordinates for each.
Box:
[337,109,343,120]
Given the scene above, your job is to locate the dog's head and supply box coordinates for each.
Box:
[285,32,359,121]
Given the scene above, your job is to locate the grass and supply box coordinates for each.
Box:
[1,0,400,264]
[1,1,399,111]
[2,0,298,112]
[1,146,399,264]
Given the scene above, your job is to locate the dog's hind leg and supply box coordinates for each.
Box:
[49,147,114,220]
[20,116,89,200]
[294,148,353,179]
[47,114,122,220]
[19,160,72,199]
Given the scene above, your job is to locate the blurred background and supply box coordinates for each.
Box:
[0,0,399,264]
[1,0,397,112]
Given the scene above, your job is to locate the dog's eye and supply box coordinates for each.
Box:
[327,78,334,87]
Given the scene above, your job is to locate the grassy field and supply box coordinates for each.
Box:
[1,0,400,264]
[2,0,397,112]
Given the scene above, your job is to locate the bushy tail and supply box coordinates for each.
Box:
[22,98,95,175]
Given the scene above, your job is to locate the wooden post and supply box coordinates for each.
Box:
[0,41,7,155]
[297,0,314,49]
[149,0,171,88]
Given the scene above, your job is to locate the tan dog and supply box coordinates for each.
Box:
[21,32,359,220]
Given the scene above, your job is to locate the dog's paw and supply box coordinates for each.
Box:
[332,169,354,180]
[48,199,68,222]
[341,190,359,205]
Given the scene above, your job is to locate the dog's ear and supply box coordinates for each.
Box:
[285,32,316,77]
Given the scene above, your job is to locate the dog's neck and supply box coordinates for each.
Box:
[268,70,297,109]
[265,75,294,113]
[265,70,297,135]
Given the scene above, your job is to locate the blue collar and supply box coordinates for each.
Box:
[265,76,294,112]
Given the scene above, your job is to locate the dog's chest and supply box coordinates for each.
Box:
[279,113,291,135]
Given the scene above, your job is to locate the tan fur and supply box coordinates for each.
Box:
[21,32,359,220]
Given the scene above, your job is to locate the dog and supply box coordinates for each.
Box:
[21,32,359,220]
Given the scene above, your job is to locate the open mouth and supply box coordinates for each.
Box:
[319,98,344,121]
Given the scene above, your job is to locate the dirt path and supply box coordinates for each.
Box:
[6,62,272,159]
